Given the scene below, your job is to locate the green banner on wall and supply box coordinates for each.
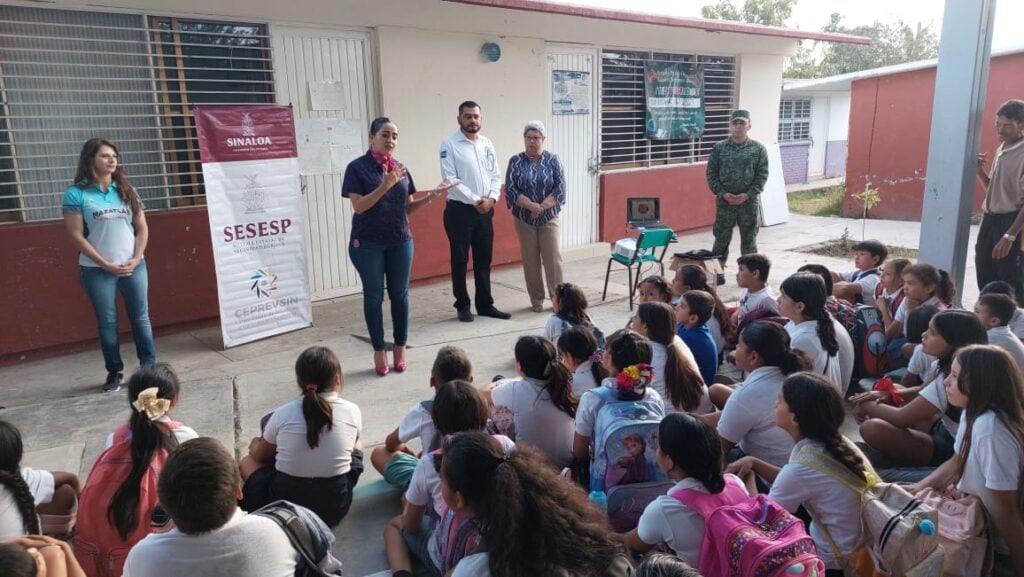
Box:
[643,61,704,140]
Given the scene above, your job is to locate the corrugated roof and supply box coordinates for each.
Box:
[783,43,1024,93]
[445,0,871,45]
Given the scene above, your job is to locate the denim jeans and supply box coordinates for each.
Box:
[349,238,413,351]
[79,260,156,375]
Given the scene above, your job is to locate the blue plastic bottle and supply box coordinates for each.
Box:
[589,490,608,510]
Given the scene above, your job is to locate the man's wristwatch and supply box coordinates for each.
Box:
[1004,233,1016,242]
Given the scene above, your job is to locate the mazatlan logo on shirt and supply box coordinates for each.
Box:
[91,207,131,221]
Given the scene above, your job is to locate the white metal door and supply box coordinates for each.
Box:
[546,46,600,248]
[271,26,375,300]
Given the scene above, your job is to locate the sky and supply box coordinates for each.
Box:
[560,0,1022,50]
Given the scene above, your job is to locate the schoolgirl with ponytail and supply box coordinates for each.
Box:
[622,413,749,566]
[712,321,810,468]
[557,325,609,396]
[0,421,41,538]
[635,302,712,414]
[728,372,875,572]
[74,364,196,576]
[487,336,576,469]
[443,432,627,577]
[572,330,666,464]
[884,263,955,360]
[779,272,853,391]
[240,346,363,527]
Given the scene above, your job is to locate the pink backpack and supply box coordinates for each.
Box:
[73,421,182,577]
[671,475,825,577]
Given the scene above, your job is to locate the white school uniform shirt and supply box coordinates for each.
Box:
[636,474,746,566]
[893,295,943,335]
[770,439,867,570]
[406,435,516,517]
[452,552,491,577]
[122,508,298,577]
[263,392,362,478]
[955,410,1024,554]
[439,130,501,205]
[0,469,57,538]
[20,468,54,505]
[1010,308,1024,340]
[490,377,575,469]
[737,286,779,322]
[717,366,795,467]
[918,367,958,437]
[104,416,199,450]
[987,326,1024,373]
[650,336,706,413]
[544,314,565,343]
[575,378,665,437]
[707,315,727,354]
[907,345,938,382]
[571,360,599,397]
[398,396,437,453]
[786,320,844,391]
[841,268,881,303]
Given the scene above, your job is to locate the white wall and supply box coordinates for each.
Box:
[808,95,830,178]
[737,54,786,147]
[826,92,851,141]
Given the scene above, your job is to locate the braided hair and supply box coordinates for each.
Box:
[782,373,868,481]
[0,421,41,535]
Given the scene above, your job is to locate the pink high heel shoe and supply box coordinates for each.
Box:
[393,361,408,373]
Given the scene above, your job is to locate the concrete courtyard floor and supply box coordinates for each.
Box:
[0,213,978,576]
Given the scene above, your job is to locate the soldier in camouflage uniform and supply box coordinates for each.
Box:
[706,109,769,266]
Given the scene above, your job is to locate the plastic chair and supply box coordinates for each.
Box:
[602,228,676,310]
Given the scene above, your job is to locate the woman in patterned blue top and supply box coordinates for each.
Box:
[342,117,456,376]
[504,121,566,312]
[62,139,154,392]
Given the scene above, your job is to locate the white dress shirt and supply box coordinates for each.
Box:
[440,130,501,204]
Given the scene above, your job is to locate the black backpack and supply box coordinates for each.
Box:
[256,501,344,577]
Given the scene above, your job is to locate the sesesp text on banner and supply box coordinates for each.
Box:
[643,61,705,140]
[195,105,313,348]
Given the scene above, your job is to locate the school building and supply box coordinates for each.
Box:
[0,0,866,359]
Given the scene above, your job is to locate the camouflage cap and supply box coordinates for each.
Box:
[730,109,751,123]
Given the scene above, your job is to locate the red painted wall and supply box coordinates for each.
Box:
[1,165,713,361]
[0,208,219,361]
[600,164,716,242]
[845,52,1024,220]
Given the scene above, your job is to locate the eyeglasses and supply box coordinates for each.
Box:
[525,136,545,141]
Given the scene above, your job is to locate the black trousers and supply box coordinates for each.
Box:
[444,201,494,310]
[975,211,1024,303]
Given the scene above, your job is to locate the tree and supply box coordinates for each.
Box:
[785,13,939,79]
[701,0,797,28]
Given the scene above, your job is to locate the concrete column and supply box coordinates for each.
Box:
[918,0,996,305]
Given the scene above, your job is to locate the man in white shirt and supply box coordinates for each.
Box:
[123,438,299,577]
[440,101,510,322]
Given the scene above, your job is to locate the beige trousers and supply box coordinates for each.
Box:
[513,216,564,306]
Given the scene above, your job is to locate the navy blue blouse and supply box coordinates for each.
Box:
[342,151,417,245]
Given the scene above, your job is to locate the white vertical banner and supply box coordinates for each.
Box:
[195,105,312,348]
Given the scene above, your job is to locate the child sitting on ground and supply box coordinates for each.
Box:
[545,282,604,346]
[0,421,80,539]
[557,326,609,396]
[874,257,910,324]
[240,346,362,527]
[729,372,877,573]
[443,432,628,577]
[798,263,856,331]
[911,345,1024,576]
[0,421,43,539]
[732,254,779,329]
[855,311,987,478]
[74,364,198,577]
[980,281,1024,338]
[975,293,1024,369]
[0,535,87,577]
[384,381,514,577]
[627,275,674,329]
[778,273,855,391]
[886,263,954,361]
[850,304,939,411]
[486,335,576,469]
[634,303,709,414]
[676,291,721,388]
[572,330,666,468]
[621,413,749,566]
[123,438,309,577]
[832,239,887,304]
[674,265,735,354]
[370,346,472,491]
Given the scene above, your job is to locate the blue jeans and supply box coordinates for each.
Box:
[349,238,413,351]
[79,260,156,375]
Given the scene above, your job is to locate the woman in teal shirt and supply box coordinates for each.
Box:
[62,138,154,392]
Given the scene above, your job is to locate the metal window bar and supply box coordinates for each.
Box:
[0,5,275,223]
[777,99,811,142]
[600,49,736,170]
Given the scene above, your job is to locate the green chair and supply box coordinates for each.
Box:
[602,228,676,310]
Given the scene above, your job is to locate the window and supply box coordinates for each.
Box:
[600,50,735,170]
[778,98,811,142]
[0,6,274,222]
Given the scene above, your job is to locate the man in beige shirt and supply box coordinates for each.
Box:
[977,99,1024,302]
